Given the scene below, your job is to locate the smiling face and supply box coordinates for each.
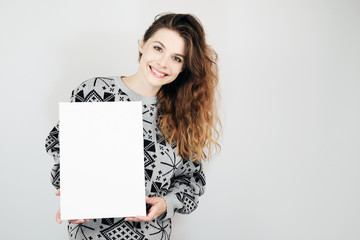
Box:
[138,28,186,93]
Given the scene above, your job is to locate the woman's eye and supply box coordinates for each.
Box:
[173,57,182,63]
[154,46,162,52]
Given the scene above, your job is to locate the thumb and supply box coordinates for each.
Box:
[146,196,157,205]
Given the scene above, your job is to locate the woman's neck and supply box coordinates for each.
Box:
[122,73,160,97]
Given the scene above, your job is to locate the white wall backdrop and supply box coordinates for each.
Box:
[0,0,359,239]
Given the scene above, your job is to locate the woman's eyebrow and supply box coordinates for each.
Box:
[154,41,185,58]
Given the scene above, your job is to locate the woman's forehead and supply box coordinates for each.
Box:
[148,28,185,55]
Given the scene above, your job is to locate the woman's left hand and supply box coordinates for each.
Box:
[125,196,167,222]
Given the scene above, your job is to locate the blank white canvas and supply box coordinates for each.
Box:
[59,101,146,220]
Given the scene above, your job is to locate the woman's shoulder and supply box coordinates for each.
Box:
[75,77,117,90]
[71,76,119,102]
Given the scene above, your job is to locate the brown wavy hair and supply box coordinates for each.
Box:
[141,13,221,162]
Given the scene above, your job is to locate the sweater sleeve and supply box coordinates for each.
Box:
[161,159,206,220]
[45,89,76,189]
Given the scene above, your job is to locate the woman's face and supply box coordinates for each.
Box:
[138,28,185,91]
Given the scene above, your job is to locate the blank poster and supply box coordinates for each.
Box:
[59,101,146,220]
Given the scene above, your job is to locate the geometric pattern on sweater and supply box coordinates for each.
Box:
[45,76,206,240]
[99,219,145,240]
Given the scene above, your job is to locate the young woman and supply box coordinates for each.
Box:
[45,13,220,240]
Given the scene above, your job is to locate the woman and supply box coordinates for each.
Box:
[45,13,220,240]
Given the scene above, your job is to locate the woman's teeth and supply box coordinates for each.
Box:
[151,67,166,77]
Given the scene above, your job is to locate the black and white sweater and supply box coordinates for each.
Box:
[45,76,206,240]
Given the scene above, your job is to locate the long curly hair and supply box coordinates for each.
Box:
[141,13,221,162]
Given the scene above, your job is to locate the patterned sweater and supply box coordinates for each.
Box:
[45,76,206,240]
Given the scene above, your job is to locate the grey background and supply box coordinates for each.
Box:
[0,0,359,239]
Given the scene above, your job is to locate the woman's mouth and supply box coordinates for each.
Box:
[149,66,168,78]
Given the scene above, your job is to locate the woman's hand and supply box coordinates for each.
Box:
[125,196,167,222]
[55,189,91,224]
[56,208,62,224]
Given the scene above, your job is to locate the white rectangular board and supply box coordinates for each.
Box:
[59,101,146,220]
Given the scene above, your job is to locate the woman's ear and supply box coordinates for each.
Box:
[138,38,145,53]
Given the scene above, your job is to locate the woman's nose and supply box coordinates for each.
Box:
[157,55,169,68]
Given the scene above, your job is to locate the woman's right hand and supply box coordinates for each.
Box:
[55,189,91,224]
